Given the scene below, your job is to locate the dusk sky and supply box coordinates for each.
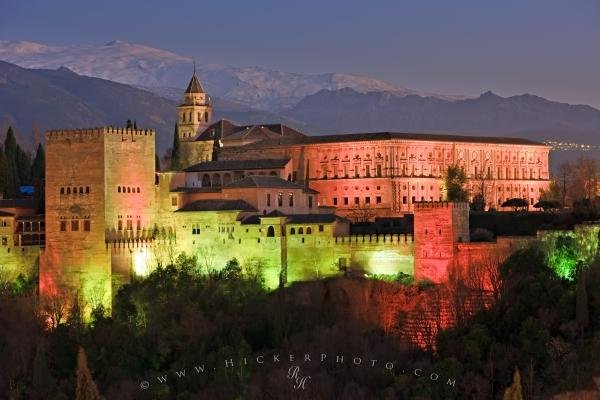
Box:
[1,0,599,107]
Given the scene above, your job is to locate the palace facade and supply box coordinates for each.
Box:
[0,71,558,314]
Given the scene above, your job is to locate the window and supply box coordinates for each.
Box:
[71,220,79,231]
[376,196,382,204]
[79,187,83,194]
[376,165,382,177]
[354,165,359,178]
[118,220,123,231]
[204,111,209,122]
[333,197,338,206]
[60,221,67,232]
[60,187,65,195]
[267,193,271,207]
[267,226,275,237]
[307,227,312,234]
[298,227,304,234]
[290,228,295,235]
[86,186,90,194]
[319,225,324,232]
[67,188,71,195]
[277,192,283,207]
[365,196,371,204]
[127,220,133,230]
[308,196,313,208]
[344,197,349,205]
[171,197,178,206]
[354,197,359,205]
[402,196,407,204]
[365,165,371,177]
[411,196,416,203]
[289,193,294,206]
[127,187,131,193]
[137,187,140,193]
[84,220,91,231]
[1,237,6,246]
[198,112,201,122]
[137,220,141,230]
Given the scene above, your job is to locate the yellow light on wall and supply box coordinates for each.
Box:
[133,248,151,277]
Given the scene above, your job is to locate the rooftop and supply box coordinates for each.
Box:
[185,73,205,94]
[223,176,319,193]
[195,119,306,142]
[239,131,547,148]
[0,199,36,209]
[175,199,257,212]
[184,158,290,172]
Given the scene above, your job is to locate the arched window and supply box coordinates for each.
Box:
[67,188,71,195]
[306,227,312,234]
[202,174,211,187]
[267,226,275,237]
[60,187,65,195]
[79,187,83,194]
[85,186,90,194]
[212,174,222,187]
[137,187,140,193]
[298,227,304,234]
[204,111,209,122]
[198,112,201,122]
[290,228,296,235]
[223,173,232,185]
[127,187,131,193]
[118,186,121,193]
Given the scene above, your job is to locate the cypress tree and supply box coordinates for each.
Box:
[170,123,182,170]
[133,119,138,130]
[75,347,102,400]
[32,144,45,213]
[0,145,7,197]
[576,266,589,332]
[503,367,524,400]
[126,119,132,129]
[16,146,32,185]
[3,127,20,198]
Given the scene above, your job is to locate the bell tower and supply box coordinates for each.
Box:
[177,63,212,141]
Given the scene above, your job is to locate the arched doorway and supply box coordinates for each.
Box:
[267,226,275,237]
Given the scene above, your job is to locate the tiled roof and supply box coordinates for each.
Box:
[185,73,205,94]
[175,199,257,212]
[184,158,290,172]
[195,119,306,142]
[223,176,319,193]
[0,199,35,209]
[286,214,349,224]
[237,131,546,148]
[170,187,222,193]
[0,210,14,217]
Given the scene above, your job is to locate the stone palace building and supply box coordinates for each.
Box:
[0,71,554,313]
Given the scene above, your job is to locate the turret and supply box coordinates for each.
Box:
[177,65,212,141]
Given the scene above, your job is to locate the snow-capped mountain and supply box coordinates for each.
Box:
[0,40,460,111]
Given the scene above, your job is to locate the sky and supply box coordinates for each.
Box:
[1,0,600,107]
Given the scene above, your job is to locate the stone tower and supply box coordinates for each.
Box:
[413,201,469,283]
[177,67,212,141]
[40,127,156,315]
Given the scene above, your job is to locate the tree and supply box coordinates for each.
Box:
[533,200,561,212]
[170,123,182,170]
[443,165,468,202]
[0,145,7,196]
[576,266,589,332]
[556,162,572,207]
[125,119,132,129]
[3,126,20,198]
[503,367,524,400]
[76,346,102,400]
[570,157,598,201]
[501,198,528,211]
[470,193,486,212]
[31,143,45,212]
[348,204,375,223]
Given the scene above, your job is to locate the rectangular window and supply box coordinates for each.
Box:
[365,165,371,177]
[118,220,123,231]
[344,197,349,205]
[319,225,324,232]
[171,196,178,206]
[376,196,382,204]
[84,220,91,231]
[1,237,7,246]
[127,220,133,230]
[277,192,283,207]
[365,196,371,204]
[266,193,271,207]
[289,193,294,206]
[333,197,338,206]
[71,220,79,231]
[354,165,359,178]
[60,221,67,232]
[137,220,141,230]
[402,196,407,204]
[411,196,416,203]
[354,197,359,205]
[376,165,382,177]
[308,196,313,208]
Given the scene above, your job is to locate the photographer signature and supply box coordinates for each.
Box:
[287,366,311,390]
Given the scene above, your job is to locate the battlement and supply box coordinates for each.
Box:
[413,201,469,210]
[46,127,155,141]
[334,233,414,245]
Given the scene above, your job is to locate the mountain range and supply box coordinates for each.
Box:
[0,39,599,160]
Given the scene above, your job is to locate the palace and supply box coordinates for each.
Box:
[0,71,558,314]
